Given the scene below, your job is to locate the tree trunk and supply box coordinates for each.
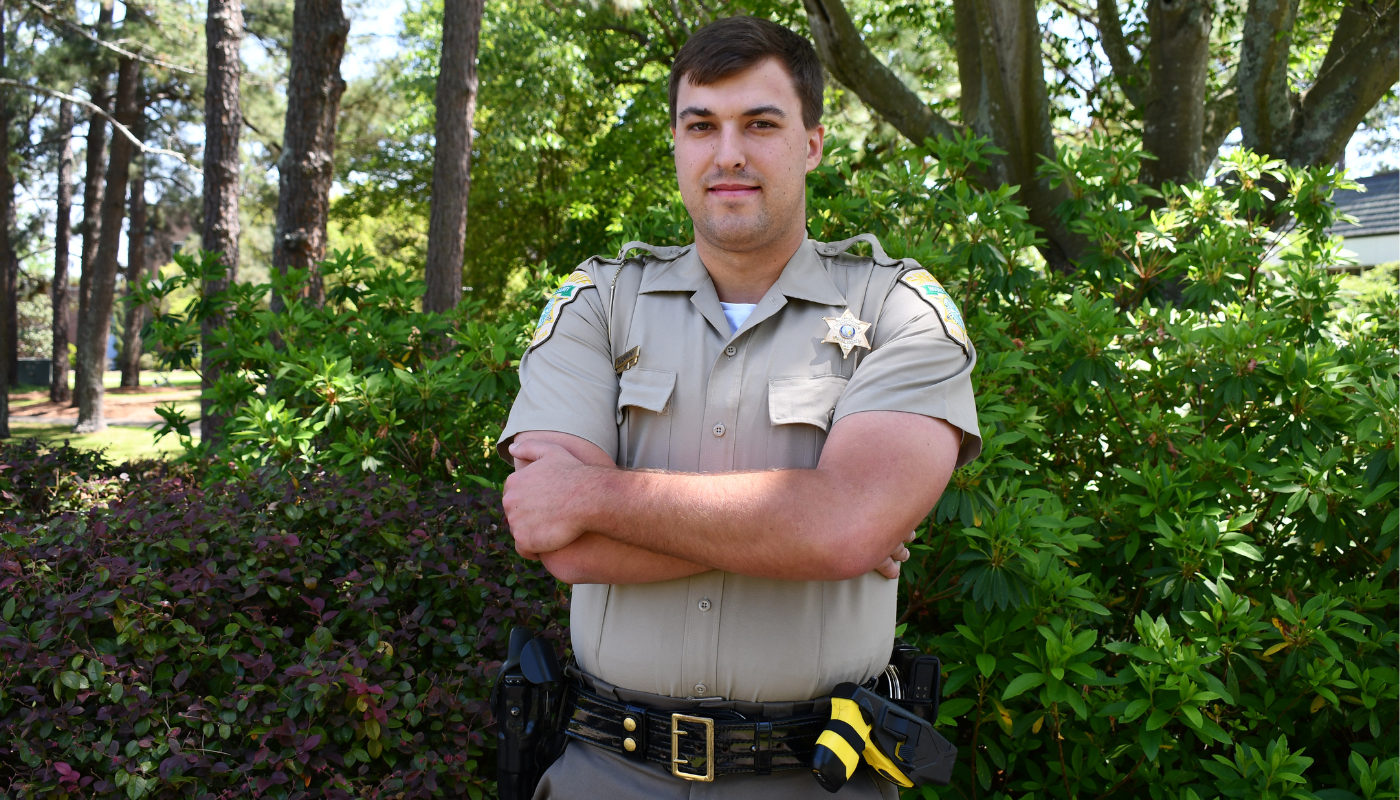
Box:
[1140,0,1214,187]
[51,99,73,403]
[119,163,146,388]
[802,0,1086,270]
[0,1,10,437]
[423,0,484,314]
[271,0,348,312]
[74,56,139,434]
[71,0,114,407]
[201,0,243,448]
[1240,0,1399,169]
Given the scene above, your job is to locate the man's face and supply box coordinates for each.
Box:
[673,58,824,254]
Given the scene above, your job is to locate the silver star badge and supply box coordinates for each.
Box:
[822,309,872,359]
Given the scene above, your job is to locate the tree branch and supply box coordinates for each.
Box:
[1096,0,1145,108]
[1290,0,1399,167]
[22,0,203,75]
[801,0,963,146]
[0,80,187,162]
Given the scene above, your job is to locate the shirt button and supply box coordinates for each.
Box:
[694,684,707,695]
[698,597,711,612]
[725,345,737,357]
[713,423,726,437]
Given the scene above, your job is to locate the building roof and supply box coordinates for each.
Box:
[1329,171,1399,238]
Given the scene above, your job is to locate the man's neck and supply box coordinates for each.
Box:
[694,225,807,304]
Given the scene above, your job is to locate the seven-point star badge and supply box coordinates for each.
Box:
[822,309,872,358]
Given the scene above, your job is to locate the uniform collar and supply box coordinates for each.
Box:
[638,238,846,308]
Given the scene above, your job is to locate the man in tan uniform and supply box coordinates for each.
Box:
[498,15,980,798]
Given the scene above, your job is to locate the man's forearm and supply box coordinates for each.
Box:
[540,533,710,585]
[577,466,893,581]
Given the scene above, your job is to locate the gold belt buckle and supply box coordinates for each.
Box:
[670,713,715,782]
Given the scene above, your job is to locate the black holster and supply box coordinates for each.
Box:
[492,628,568,800]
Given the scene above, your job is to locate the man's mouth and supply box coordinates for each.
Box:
[708,183,761,198]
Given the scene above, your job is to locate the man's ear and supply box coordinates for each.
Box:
[806,124,826,173]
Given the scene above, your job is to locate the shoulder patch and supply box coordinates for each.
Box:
[900,269,969,352]
[528,269,595,351]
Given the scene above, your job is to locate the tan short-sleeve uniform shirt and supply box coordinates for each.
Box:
[500,235,981,704]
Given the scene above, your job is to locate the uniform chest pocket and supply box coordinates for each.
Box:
[616,368,677,425]
[768,375,849,432]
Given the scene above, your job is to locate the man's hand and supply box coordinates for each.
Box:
[875,529,916,580]
[503,438,597,558]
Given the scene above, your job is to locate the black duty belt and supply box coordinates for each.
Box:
[564,683,828,781]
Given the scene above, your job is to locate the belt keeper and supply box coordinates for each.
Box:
[754,718,773,775]
[620,705,648,761]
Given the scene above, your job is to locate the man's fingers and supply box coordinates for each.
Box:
[904,529,917,544]
[876,558,901,580]
[508,438,567,463]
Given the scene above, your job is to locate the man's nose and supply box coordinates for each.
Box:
[713,125,746,171]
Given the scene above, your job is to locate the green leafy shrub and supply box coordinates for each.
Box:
[0,440,565,798]
[617,137,1398,799]
[136,247,540,487]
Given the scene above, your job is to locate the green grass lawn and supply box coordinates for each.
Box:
[11,369,201,394]
[7,422,193,463]
[6,370,203,462]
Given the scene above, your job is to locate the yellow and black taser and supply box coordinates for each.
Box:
[811,682,958,792]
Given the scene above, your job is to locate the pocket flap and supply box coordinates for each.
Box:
[768,375,849,431]
[617,368,677,423]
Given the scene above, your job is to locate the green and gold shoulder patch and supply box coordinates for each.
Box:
[900,269,969,353]
[529,269,596,351]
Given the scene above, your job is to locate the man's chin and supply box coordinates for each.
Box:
[693,215,781,253]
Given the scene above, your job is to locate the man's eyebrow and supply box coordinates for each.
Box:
[677,106,714,120]
[743,105,786,118]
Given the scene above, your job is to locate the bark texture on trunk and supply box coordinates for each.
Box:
[1140,0,1214,187]
[51,100,73,403]
[423,0,484,314]
[0,2,8,437]
[1240,0,1399,168]
[119,164,146,388]
[802,0,1085,270]
[202,0,243,446]
[271,0,348,312]
[74,56,139,433]
[72,0,115,407]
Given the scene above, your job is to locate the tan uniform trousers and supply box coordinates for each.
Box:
[533,740,900,800]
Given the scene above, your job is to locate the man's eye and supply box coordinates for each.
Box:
[688,122,713,131]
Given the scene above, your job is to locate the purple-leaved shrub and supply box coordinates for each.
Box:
[0,443,564,799]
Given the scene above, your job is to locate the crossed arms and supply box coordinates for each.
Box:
[502,410,962,585]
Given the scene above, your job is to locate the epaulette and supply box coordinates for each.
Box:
[814,233,904,267]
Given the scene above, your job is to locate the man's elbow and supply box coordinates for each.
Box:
[540,551,584,585]
[815,526,900,581]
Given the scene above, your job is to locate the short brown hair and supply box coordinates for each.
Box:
[669,16,824,130]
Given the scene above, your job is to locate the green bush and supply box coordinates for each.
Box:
[615,137,1398,799]
[136,247,541,487]
[0,443,565,798]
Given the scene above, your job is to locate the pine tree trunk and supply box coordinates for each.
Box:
[51,99,73,403]
[0,1,10,437]
[201,0,243,448]
[424,0,484,315]
[71,0,115,407]
[271,0,348,312]
[74,56,139,434]
[119,165,146,388]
